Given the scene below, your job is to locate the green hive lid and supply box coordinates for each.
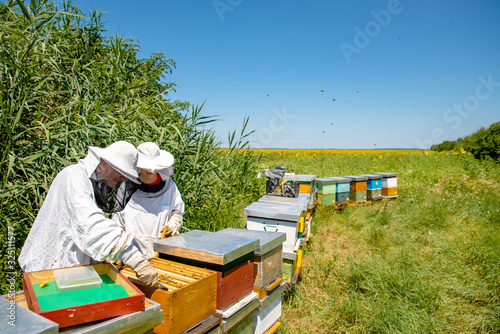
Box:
[283,174,317,182]
[153,230,260,265]
[364,174,383,180]
[244,201,303,222]
[215,228,286,255]
[316,176,350,184]
[343,175,368,182]
[375,173,398,178]
[258,194,308,211]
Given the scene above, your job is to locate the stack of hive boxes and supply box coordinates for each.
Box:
[344,175,367,204]
[334,177,351,204]
[315,177,338,206]
[216,228,286,334]
[244,201,305,284]
[365,174,383,201]
[376,173,398,199]
[153,230,261,333]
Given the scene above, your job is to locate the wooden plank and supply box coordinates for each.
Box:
[253,276,283,299]
[185,313,223,334]
[264,321,281,334]
[382,187,398,196]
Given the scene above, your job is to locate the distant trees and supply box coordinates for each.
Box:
[431,121,500,161]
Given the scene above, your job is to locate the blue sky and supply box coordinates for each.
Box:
[75,0,500,149]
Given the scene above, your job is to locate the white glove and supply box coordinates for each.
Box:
[123,252,158,286]
[164,214,183,236]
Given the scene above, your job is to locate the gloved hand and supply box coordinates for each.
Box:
[123,252,158,286]
[164,214,183,236]
[135,261,159,286]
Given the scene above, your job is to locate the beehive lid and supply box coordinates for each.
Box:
[343,175,368,182]
[283,174,317,182]
[153,230,260,265]
[244,201,303,222]
[375,172,398,178]
[316,176,351,184]
[215,228,286,255]
[258,194,308,211]
[364,174,383,180]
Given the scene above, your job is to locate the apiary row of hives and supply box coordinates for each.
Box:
[315,173,398,207]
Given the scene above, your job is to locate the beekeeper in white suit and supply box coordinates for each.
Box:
[18,141,159,286]
[112,142,185,259]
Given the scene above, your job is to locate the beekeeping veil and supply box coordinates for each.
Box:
[88,141,141,213]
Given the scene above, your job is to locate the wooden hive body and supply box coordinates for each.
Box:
[316,193,336,205]
[253,283,286,334]
[22,263,145,328]
[121,258,218,334]
[367,188,382,200]
[154,230,260,311]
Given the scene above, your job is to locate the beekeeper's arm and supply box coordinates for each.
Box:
[67,172,158,285]
[163,183,185,236]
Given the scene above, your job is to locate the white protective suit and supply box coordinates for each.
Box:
[18,147,140,272]
[112,176,184,259]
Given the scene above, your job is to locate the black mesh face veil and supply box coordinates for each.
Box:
[91,178,138,213]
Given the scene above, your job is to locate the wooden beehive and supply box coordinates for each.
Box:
[336,192,350,203]
[316,193,336,205]
[376,173,399,198]
[22,263,145,329]
[367,188,382,200]
[245,202,304,255]
[283,174,317,195]
[315,177,338,194]
[154,230,259,311]
[121,257,217,334]
[364,174,383,190]
[215,228,286,290]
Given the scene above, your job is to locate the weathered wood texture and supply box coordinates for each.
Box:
[23,263,145,329]
[121,258,218,334]
[253,247,283,288]
[336,192,350,203]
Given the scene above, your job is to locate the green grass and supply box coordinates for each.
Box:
[254,150,500,333]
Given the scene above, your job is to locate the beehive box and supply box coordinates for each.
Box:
[336,192,350,203]
[376,173,399,198]
[215,228,286,289]
[315,177,338,194]
[334,177,351,193]
[316,193,336,205]
[154,231,259,311]
[283,174,317,194]
[253,283,286,334]
[367,188,382,200]
[350,190,367,201]
[22,263,145,328]
[245,202,305,255]
[282,252,296,283]
[121,258,217,334]
[364,174,382,190]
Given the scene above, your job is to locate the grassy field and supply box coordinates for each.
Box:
[254,149,500,333]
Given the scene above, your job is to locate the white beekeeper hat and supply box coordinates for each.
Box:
[89,141,140,184]
[137,142,174,180]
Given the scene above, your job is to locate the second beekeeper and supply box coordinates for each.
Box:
[112,142,185,259]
